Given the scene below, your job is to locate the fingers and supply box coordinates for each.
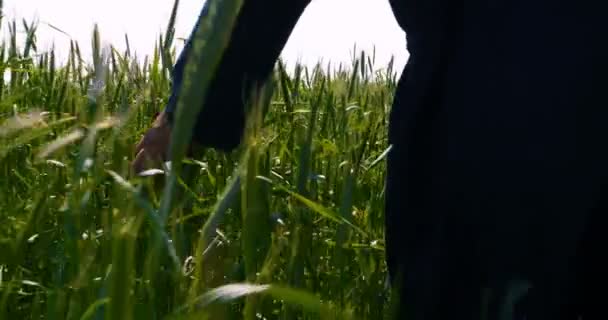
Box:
[134,128,152,156]
[133,128,160,167]
[132,147,164,175]
[132,148,147,174]
[131,117,173,175]
[134,136,145,156]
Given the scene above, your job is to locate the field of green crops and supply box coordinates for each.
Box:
[0,1,401,319]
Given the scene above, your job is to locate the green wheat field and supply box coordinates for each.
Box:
[0,1,402,319]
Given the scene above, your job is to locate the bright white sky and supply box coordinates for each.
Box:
[5,0,409,72]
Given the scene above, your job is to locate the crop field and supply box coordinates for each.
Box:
[0,1,401,319]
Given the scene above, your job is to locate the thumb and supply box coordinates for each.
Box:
[132,148,147,175]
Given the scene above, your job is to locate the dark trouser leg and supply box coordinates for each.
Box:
[513,197,608,320]
[388,220,485,320]
[570,201,608,319]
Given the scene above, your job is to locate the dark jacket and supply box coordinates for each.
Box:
[165,1,608,318]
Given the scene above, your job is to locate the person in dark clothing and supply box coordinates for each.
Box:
[133,0,608,319]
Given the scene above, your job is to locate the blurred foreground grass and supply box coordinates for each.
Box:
[0,1,399,319]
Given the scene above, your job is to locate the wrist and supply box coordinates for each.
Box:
[153,111,172,129]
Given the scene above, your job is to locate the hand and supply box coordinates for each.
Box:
[132,111,172,175]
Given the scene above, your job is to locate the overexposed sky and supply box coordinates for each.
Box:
[5,0,408,71]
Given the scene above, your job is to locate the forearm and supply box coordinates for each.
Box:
[165,0,310,151]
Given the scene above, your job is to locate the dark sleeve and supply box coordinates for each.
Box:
[165,0,311,151]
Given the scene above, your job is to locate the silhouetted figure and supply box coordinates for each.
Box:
[135,1,608,319]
